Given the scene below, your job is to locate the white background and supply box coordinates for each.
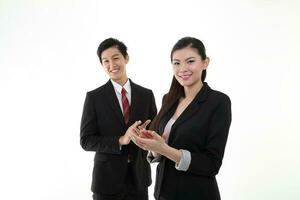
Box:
[1,0,300,199]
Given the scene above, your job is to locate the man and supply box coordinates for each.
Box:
[80,38,157,200]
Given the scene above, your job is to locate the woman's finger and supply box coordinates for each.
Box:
[131,134,146,148]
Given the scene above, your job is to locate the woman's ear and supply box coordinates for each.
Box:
[203,57,210,70]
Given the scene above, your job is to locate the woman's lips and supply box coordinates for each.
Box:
[179,74,192,80]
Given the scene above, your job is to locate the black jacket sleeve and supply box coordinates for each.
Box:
[188,96,232,176]
[80,92,121,154]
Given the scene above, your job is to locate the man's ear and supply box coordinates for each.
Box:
[125,55,129,64]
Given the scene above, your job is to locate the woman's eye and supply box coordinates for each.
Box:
[187,60,195,64]
[113,57,119,60]
[173,62,180,66]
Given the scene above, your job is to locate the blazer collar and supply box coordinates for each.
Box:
[104,80,126,128]
[127,79,140,126]
[104,79,139,128]
[110,79,131,96]
[195,82,211,103]
[167,82,212,142]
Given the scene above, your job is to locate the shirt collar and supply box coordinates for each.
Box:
[110,79,131,94]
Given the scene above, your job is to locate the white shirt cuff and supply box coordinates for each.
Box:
[175,149,191,171]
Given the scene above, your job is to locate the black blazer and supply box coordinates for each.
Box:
[154,82,231,200]
[80,79,157,194]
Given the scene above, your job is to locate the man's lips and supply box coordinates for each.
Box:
[110,68,120,73]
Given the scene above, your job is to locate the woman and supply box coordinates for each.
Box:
[132,37,232,200]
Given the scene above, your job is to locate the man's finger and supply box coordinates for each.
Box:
[141,119,151,128]
[132,120,142,128]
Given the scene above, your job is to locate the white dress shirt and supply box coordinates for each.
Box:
[110,79,131,112]
[110,79,131,153]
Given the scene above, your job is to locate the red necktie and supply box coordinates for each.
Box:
[121,88,130,124]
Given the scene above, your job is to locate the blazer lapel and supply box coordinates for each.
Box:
[158,100,178,134]
[168,82,212,143]
[104,80,127,128]
[128,79,139,126]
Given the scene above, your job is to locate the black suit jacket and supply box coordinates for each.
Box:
[80,79,157,194]
[154,82,231,200]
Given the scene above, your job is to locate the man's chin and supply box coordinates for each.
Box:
[109,75,121,80]
[110,77,125,84]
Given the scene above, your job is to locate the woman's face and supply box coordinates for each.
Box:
[172,47,209,88]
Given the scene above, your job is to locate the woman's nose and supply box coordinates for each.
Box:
[179,64,188,71]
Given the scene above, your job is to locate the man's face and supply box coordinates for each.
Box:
[101,47,128,84]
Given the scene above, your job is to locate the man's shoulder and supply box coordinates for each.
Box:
[130,80,152,94]
[86,81,110,96]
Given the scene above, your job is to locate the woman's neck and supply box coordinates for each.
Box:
[184,80,203,100]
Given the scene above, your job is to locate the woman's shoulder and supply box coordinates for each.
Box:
[208,87,231,105]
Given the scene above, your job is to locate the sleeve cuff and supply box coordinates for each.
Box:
[175,149,191,171]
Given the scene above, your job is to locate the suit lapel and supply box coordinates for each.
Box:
[158,100,178,134]
[128,79,139,126]
[104,80,127,128]
[127,80,142,160]
[168,82,212,143]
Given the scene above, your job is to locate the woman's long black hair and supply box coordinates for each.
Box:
[149,37,207,132]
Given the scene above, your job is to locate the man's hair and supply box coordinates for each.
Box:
[97,38,128,64]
